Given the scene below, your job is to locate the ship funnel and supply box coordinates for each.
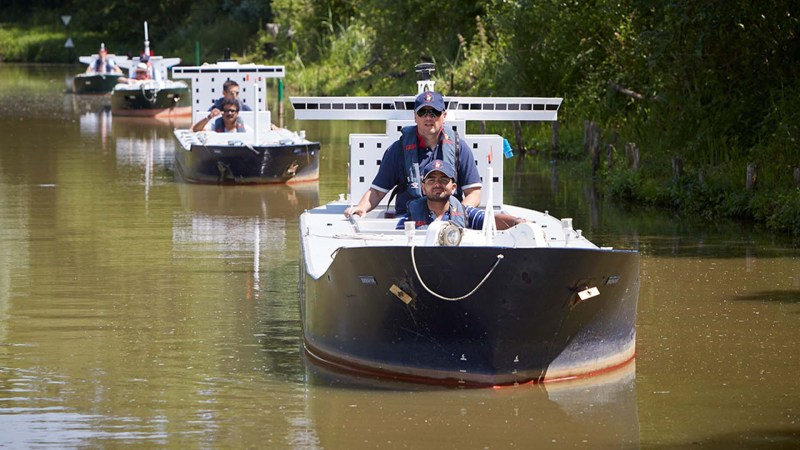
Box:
[415,63,436,94]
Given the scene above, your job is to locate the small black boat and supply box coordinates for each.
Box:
[172,60,320,185]
[73,45,127,95]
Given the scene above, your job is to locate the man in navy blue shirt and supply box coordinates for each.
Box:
[396,160,526,230]
[344,91,482,218]
[209,80,253,116]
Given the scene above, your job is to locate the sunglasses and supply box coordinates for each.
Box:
[416,108,443,118]
[223,109,239,114]
[424,176,452,185]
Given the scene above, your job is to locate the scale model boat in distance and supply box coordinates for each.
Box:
[171,57,321,185]
[111,22,190,117]
[73,43,128,95]
[291,63,640,387]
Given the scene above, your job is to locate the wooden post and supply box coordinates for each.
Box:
[746,163,757,190]
[625,143,640,170]
[586,121,600,173]
[672,157,683,179]
[606,128,618,170]
[794,167,800,187]
[583,120,591,155]
[551,121,559,159]
[513,121,525,156]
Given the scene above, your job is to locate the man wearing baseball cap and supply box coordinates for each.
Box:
[345,90,482,218]
[396,159,527,230]
[85,43,122,75]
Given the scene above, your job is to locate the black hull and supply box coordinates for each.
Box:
[111,86,191,117]
[73,74,122,94]
[300,246,639,387]
[175,142,322,184]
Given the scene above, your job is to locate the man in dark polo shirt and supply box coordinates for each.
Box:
[344,91,481,218]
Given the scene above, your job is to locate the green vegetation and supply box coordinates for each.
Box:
[3,1,799,237]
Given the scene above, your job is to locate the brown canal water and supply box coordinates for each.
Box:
[0,63,798,449]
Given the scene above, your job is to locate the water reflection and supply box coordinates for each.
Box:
[173,183,319,301]
[77,110,191,200]
[303,360,639,448]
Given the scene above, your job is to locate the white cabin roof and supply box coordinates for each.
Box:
[117,55,180,82]
[291,96,561,122]
[289,93,562,207]
[78,54,129,66]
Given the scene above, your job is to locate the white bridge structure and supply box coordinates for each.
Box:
[290,77,562,208]
[172,62,286,133]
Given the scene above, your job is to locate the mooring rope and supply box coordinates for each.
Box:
[411,245,504,301]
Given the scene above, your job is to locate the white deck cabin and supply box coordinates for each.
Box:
[291,77,562,209]
[172,61,285,133]
[118,55,181,83]
[78,54,129,70]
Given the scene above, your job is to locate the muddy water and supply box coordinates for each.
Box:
[0,63,797,448]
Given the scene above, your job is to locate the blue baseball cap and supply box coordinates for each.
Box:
[422,159,456,180]
[414,91,446,112]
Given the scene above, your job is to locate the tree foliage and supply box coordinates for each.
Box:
[3,0,799,232]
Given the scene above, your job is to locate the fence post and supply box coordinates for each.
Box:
[672,157,683,180]
[606,128,618,170]
[625,143,640,170]
[746,163,757,190]
[585,121,600,173]
[551,121,559,159]
[513,121,525,156]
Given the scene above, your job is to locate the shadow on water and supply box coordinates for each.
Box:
[731,290,800,304]
[645,429,800,450]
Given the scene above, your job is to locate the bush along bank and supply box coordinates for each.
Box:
[579,120,800,239]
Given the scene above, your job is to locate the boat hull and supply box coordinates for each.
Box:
[111,86,191,117]
[300,245,639,387]
[174,142,321,184]
[73,73,122,94]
